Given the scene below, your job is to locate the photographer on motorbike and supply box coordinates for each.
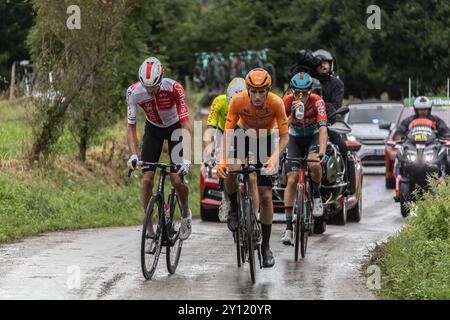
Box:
[288,49,353,194]
[394,96,450,141]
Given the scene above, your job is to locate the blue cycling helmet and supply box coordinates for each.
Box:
[290,72,313,89]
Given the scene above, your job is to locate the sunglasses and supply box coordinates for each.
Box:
[292,89,310,97]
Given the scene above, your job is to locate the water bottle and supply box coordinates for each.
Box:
[294,101,305,120]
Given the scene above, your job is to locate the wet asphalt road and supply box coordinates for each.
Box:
[0,174,404,300]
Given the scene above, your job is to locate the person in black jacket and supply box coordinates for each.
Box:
[394,96,450,140]
[311,49,355,194]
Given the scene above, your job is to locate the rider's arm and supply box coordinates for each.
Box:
[393,118,410,141]
[127,87,139,155]
[326,78,344,122]
[173,82,191,163]
[220,100,240,165]
[207,96,220,129]
[206,96,222,155]
[269,100,289,163]
[315,99,328,154]
[435,116,450,138]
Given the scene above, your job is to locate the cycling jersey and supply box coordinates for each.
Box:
[283,93,327,137]
[126,78,189,127]
[206,94,228,132]
[224,91,289,136]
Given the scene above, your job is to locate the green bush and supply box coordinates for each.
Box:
[366,177,450,300]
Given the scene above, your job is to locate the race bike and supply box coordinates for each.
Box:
[394,118,448,217]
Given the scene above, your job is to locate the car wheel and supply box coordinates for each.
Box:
[347,191,362,222]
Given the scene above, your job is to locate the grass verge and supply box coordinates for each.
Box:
[364,178,450,299]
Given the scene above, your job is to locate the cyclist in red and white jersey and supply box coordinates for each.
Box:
[127,57,192,240]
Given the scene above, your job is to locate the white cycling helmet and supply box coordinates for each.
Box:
[138,57,164,87]
[226,77,246,103]
[413,96,432,109]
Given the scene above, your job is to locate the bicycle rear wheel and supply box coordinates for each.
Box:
[141,196,163,280]
[166,192,183,274]
[245,198,256,284]
[294,185,303,262]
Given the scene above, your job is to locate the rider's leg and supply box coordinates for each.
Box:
[141,122,165,235]
[258,184,275,268]
[308,152,324,217]
[224,163,240,231]
[283,172,299,230]
[170,173,189,218]
[249,172,260,218]
[283,135,305,232]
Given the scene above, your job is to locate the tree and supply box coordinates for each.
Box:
[27,0,131,162]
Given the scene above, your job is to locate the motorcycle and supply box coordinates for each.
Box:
[316,107,364,232]
[394,118,448,217]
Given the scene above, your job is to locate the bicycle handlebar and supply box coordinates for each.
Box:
[128,161,181,178]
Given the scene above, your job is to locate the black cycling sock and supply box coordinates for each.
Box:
[313,182,321,198]
[261,223,272,249]
[228,192,238,214]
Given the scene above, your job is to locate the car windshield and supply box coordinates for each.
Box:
[348,104,403,125]
[400,107,450,126]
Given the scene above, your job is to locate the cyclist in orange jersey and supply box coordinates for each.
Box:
[217,68,289,268]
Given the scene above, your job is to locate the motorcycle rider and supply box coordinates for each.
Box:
[394,96,450,141]
[311,49,356,195]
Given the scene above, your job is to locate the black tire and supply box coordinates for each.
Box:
[386,177,396,189]
[234,230,241,268]
[200,207,219,222]
[141,196,163,280]
[245,198,256,284]
[294,186,303,262]
[301,194,312,259]
[347,192,362,222]
[400,181,410,217]
[166,193,183,274]
[313,216,326,234]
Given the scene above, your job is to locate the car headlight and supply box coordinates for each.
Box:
[347,135,357,142]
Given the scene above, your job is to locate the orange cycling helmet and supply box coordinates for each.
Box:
[245,68,272,88]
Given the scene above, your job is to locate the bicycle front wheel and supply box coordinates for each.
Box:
[245,198,256,284]
[294,185,303,262]
[166,192,183,274]
[141,196,163,280]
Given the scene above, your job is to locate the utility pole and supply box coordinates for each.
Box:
[9,62,16,100]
